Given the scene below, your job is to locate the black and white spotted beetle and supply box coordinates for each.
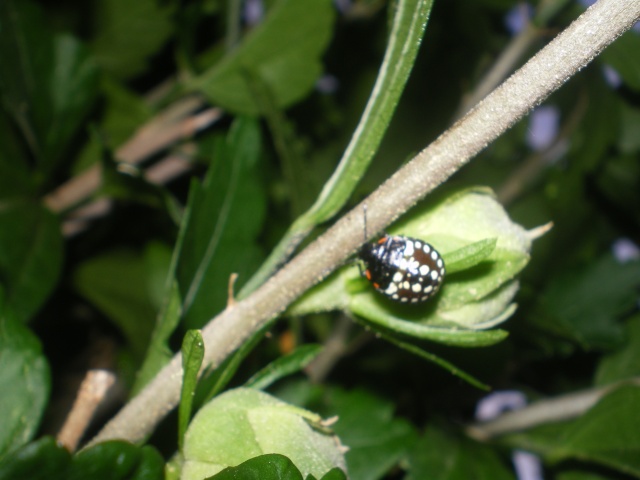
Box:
[358,210,445,303]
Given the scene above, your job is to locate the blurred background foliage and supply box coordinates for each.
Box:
[1,0,640,478]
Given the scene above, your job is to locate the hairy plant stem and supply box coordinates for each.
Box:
[87,0,640,446]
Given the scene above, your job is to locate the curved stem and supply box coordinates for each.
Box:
[87,0,640,446]
[238,0,434,297]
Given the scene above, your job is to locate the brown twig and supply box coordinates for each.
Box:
[57,369,116,452]
[87,0,640,446]
[305,316,354,383]
[43,99,221,214]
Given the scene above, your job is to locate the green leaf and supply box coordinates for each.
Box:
[0,0,99,174]
[0,438,164,480]
[183,388,346,480]
[0,314,50,458]
[0,112,33,200]
[594,153,640,228]
[0,437,69,479]
[180,330,205,452]
[245,344,323,390]
[197,320,274,405]
[90,0,174,79]
[72,441,164,479]
[176,117,266,329]
[0,202,63,323]
[552,385,640,475]
[405,426,513,480]
[192,0,335,115]
[539,255,640,350]
[73,244,171,360]
[299,0,434,225]
[318,468,347,480]
[595,314,640,386]
[208,454,303,480]
[505,386,640,476]
[324,388,417,480]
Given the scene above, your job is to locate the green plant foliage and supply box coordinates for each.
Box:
[207,454,303,480]
[73,243,171,361]
[595,315,640,385]
[0,0,99,176]
[176,117,267,329]
[182,388,346,480]
[505,386,640,476]
[89,0,174,79]
[0,203,62,323]
[0,314,49,458]
[320,388,417,480]
[555,385,640,474]
[0,113,33,199]
[208,454,346,480]
[2,0,640,477]
[537,254,640,350]
[192,0,335,115]
[405,426,513,480]
[0,437,164,480]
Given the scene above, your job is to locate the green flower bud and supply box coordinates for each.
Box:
[290,187,547,347]
[181,388,346,480]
